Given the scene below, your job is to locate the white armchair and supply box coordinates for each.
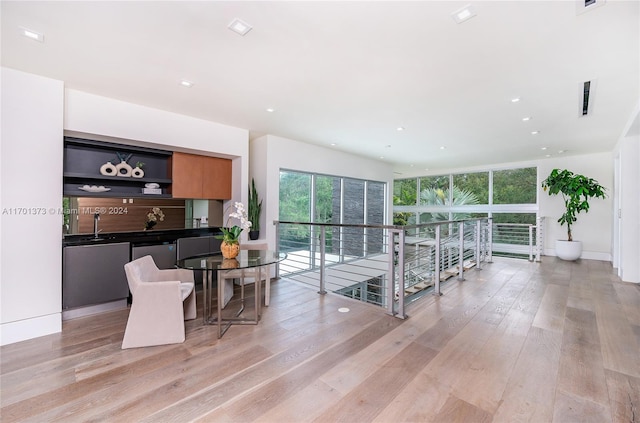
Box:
[122,255,196,349]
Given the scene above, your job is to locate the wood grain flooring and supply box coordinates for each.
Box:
[1,257,639,422]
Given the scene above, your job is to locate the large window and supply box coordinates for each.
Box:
[393,178,417,206]
[493,168,537,204]
[314,175,336,224]
[453,172,489,204]
[393,166,537,225]
[279,172,312,250]
[279,172,311,222]
[342,178,365,256]
[367,181,386,254]
[280,170,386,257]
[418,175,449,206]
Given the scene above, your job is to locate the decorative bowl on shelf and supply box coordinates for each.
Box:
[78,185,111,193]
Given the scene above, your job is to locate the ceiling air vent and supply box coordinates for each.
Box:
[576,0,606,15]
[582,81,591,115]
[579,79,597,117]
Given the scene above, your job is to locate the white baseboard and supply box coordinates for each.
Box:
[581,251,612,261]
[543,249,612,262]
[0,313,62,346]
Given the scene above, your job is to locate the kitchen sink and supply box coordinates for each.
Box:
[80,236,114,243]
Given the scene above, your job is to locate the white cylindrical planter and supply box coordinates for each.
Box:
[555,240,582,261]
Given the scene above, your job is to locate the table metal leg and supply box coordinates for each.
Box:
[264,265,270,307]
[202,269,208,325]
[236,271,245,317]
[210,266,266,338]
[256,267,262,319]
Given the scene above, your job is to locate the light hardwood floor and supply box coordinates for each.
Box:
[1,257,639,422]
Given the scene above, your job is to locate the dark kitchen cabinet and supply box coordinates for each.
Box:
[62,242,131,309]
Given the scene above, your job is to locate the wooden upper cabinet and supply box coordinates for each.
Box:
[171,152,232,199]
[202,156,232,199]
[171,152,204,198]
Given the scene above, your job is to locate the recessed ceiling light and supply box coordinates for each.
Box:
[379,156,385,159]
[541,147,547,150]
[20,27,44,42]
[440,146,446,150]
[396,127,405,131]
[522,117,531,121]
[228,18,252,36]
[545,154,552,158]
[558,150,565,154]
[452,5,477,23]
[330,143,337,146]
[531,131,540,135]
[511,97,521,103]
[266,108,275,113]
[180,80,193,88]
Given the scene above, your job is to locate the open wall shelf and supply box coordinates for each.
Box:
[63,137,172,198]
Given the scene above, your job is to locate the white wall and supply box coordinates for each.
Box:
[64,89,251,215]
[65,90,248,158]
[613,106,640,283]
[617,135,640,282]
[250,134,395,249]
[249,136,268,238]
[1,68,64,345]
[538,152,613,261]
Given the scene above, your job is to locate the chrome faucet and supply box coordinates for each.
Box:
[93,212,101,239]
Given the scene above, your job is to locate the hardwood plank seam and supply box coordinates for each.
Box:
[143,315,404,422]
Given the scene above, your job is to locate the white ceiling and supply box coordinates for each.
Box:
[2,1,638,175]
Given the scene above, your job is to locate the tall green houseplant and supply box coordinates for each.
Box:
[248,178,262,239]
[541,168,606,241]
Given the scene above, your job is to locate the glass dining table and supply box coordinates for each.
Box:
[177,250,287,338]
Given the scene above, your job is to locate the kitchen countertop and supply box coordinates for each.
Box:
[63,227,222,247]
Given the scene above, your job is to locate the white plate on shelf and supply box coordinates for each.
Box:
[78,185,111,193]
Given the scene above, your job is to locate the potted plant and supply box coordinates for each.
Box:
[215,202,251,258]
[541,168,606,260]
[248,178,262,240]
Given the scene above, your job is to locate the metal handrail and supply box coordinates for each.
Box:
[274,218,494,319]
